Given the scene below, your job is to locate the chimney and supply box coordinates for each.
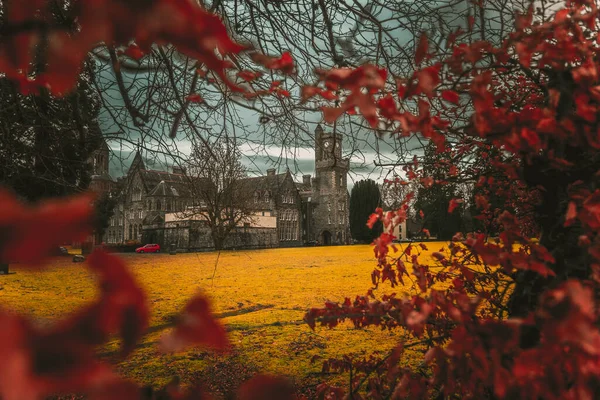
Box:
[266,168,276,176]
[303,174,311,186]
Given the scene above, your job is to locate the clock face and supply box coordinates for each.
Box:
[324,141,330,148]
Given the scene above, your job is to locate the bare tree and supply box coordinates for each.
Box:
[183,138,256,250]
[92,0,532,178]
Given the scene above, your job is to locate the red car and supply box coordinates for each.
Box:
[136,244,161,253]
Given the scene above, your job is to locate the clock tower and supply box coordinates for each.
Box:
[311,124,350,245]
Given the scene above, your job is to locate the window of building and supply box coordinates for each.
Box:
[134,224,138,239]
[328,214,331,224]
[133,187,142,202]
[128,225,133,240]
[156,200,161,211]
[327,202,331,211]
[264,191,270,202]
[254,191,259,203]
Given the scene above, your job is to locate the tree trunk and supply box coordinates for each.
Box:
[212,233,223,251]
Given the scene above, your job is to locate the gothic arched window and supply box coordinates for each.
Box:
[156,200,161,211]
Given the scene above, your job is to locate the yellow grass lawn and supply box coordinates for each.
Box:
[0,243,448,392]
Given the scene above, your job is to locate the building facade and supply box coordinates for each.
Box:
[101,124,351,250]
[301,124,351,245]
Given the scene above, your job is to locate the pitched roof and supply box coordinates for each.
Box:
[139,169,193,196]
[294,181,312,192]
[130,151,146,172]
[148,180,184,197]
[242,172,289,192]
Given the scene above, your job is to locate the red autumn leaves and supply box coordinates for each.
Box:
[160,294,230,353]
[1,1,296,96]
[0,191,94,265]
[0,190,230,399]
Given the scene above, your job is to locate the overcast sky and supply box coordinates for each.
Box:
[99,0,511,189]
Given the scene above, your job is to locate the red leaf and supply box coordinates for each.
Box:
[467,15,475,31]
[448,198,463,213]
[252,52,295,74]
[0,190,94,265]
[415,33,428,65]
[160,293,230,353]
[321,106,346,124]
[0,309,119,400]
[415,65,441,97]
[237,70,263,82]
[238,375,297,400]
[319,90,338,101]
[186,93,203,103]
[441,90,460,104]
[301,86,321,101]
[565,201,577,226]
[583,191,600,229]
[269,80,281,91]
[124,43,145,61]
[515,6,533,30]
[0,249,147,400]
[85,251,149,355]
[367,213,380,229]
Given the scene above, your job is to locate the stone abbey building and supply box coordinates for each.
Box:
[99,125,350,251]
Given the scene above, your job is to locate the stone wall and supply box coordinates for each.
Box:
[158,221,278,252]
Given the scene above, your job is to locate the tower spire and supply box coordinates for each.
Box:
[315,123,324,136]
